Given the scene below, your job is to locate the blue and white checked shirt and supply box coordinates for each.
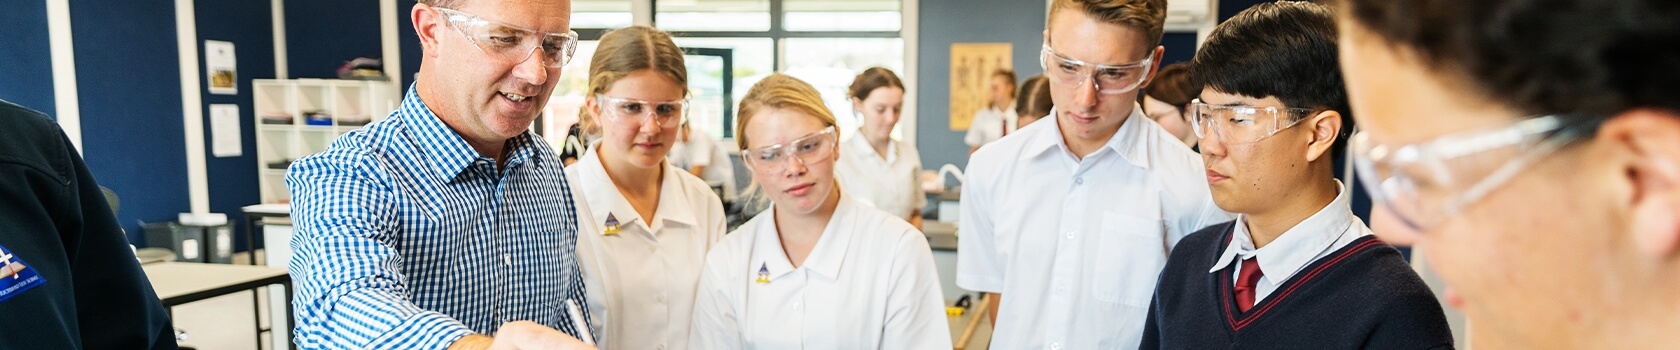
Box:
[286,85,592,349]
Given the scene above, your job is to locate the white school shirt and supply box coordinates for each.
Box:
[668,132,738,202]
[835,132,927,220]
[689,194,952,350]
[964,106,1018,148]
[1210,180,1373,306]
[569,148,728,350]
[957,105,1233,349]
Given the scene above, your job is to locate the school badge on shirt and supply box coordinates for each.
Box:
[755,263,770,285]
[603,213,621,236]
[0,243,47,303]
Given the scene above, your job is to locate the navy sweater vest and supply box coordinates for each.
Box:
[1140,221,1454,350]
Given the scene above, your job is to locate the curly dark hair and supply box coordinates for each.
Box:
[1337,0,1680,118]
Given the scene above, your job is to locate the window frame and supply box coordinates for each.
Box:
[564,0,918,145]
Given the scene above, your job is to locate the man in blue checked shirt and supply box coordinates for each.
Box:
[285,0,596,349]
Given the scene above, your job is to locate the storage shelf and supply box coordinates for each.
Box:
[254,79,396,204]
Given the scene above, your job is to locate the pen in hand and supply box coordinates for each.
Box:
[564,299,595,345]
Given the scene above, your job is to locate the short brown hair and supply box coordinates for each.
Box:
[993,69,1018,87]
[1016,75,1054,119]
[736,74,839,150]
[1049,0,1168,47]
[847,67,905,102]
[587,26,689,97]
[1140,62,1197,109]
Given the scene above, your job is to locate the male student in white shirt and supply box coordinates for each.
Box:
[965,69,1019,153]
[957,0,1231,348]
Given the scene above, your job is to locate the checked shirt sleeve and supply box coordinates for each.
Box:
[285,149,473,349]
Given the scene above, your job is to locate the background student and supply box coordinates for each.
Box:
[835,67,926,228]
[1138,63,1199,148]
[568,25,727,350]
[1014,74,1053,128]
[966,69,1019,153]
[671,121,739,205]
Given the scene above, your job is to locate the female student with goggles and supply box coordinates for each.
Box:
[689,74,950,349]
[568,26,727,350]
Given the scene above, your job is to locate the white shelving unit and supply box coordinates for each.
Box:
[252,79,397,204]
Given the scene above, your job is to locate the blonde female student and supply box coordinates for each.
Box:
[835,67,926,228]
[568,26,727,350]
[688,74,950,349]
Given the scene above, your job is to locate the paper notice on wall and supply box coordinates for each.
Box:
[211,104,242,157]
[206,40,237,95]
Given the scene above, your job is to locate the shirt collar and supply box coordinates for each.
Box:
[1018,103,1153,169]
[846,130,898,164]
[1210,180,1357,281]
[575,147,698,232]
[401,84,546,182]
[751,193,858,281]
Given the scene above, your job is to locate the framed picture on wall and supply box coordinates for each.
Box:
[205,40,237,95]
[948,42,1011,131]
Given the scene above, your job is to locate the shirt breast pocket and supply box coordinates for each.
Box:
[1092,212,1167,307]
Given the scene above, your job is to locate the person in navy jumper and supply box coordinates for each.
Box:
[1139,2,1453,349]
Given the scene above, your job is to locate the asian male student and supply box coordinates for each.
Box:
[1138,2,1453,349]
[688,74,951,349]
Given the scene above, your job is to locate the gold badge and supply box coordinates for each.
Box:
[603,213,621,236]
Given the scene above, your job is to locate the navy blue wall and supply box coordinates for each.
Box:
[915,0,1048,172]
[198,0,275,251]
[1219,0,1272,21]
[286,0,383,79]
[0,1,57,117]
[400,0,422,89]
[70,0,190,243]
[1160,32,1198,67]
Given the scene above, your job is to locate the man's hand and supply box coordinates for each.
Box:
[450,321,596,350]
[491,321,596,350]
